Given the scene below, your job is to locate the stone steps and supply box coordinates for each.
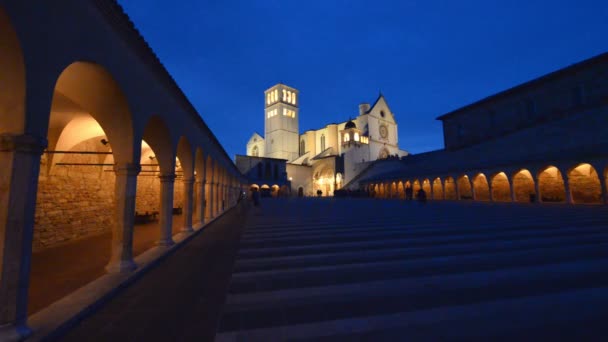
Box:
[216,199,608,340]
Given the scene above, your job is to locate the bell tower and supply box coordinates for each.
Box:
[264,84,299,161]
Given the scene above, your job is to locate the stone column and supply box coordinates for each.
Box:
[441,182,446,200]
[106,163,140,273]
[181,178,194,233]
[157,174,176,246]
[534,179,541,203]
[488,182,494,202]
[0,134,46,341]
[196,179,205,226]
[208,181,214,219]
[563,174,573,204]
[599,174,607,205]
[454,178,461,200]
[470,178,476,201]
[215,182,220,214]
[509,179,516,202]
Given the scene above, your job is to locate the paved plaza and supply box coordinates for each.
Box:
[56,198,608,341]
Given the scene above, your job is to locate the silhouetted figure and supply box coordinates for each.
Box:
[405,186,413,200]
[417,188,427,204]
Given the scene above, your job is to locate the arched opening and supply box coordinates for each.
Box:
[391,181,397,198]
[422,179,431,198]
[457,175,472,200]
[260,184,271,197]
[271,184,280,198]
[0,6,26,135]
[444,177,457,200]
[298,186,304,197]
[397,181,404,199]
[538,166,565,203]
[432,177,443,200]
[30,62,134,315]
[205,156,214,219]
[175,136,194,231]
[513,169,535,203]
[472,173,490,201]
[193,148,205,226]
[491,172,511,202]
[568,163,602,204]
[413,180,421,197]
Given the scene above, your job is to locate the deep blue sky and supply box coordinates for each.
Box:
[118,0,607,158]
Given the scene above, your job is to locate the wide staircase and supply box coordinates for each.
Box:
[216,198,608,341]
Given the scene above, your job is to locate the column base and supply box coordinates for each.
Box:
[181,226,194,233]
[156,238,175,247]
[105,259,137,273]
[0,323,32,342]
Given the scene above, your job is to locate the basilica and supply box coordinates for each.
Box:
[242,84,408,196]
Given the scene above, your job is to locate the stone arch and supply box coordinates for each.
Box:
[413,179,421,195]
[390,181,397,198]
[141,116,174,174]
[193,148,205,225]
[205,155,214,220]
[271,184,280,197]
[422,178,431,197]
[457,175,472,200]
[444,176,457,200]
[512,169,535,203]
[432,177,443,200]
[568,163,602,204]
[0,6,26,135]
[491,172,511,202]
[176,136,194,179]
[30,60,135,314]
[397,181,404,199]
[538,166,566,203]
[472,173,490,201]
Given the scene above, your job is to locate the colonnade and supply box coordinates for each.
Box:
[366,162,608,205]
[0,3,246,339]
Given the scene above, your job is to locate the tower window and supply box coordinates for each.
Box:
[354,132,360,141]
[252,145,259,157]
[344,133,350,142]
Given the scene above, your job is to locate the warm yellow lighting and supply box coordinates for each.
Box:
[344,133,350,142]
[292,92,297,105]
[354,132,359,141]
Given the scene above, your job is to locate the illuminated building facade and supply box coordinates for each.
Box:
[245,84,409,196]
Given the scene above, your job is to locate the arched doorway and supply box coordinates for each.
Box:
[457,175,472,200]
[444,177,457,200]
[512,169,535,202]
[432,177,443,200]
[472,173,490,201]
[422,179,431,198]
[491,172,511,202]
[298,186,304,197]
[538,166,566,203]
[568,163,602,204]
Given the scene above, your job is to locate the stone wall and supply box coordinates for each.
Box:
[34,139,115,251]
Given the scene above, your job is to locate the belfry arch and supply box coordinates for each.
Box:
[568,163,602,204]
[472,173,490,201]
[538,166,566,203]
[512,169,535,202]
[491,172,511,202]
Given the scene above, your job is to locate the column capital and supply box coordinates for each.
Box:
[113,163,141,176]
[0,133,47,154]
[182,177,195,184]
[158,173,177,183]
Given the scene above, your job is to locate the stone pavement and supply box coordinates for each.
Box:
[30,216,185,314]
[216,198,608,341]
[54,204,248,341]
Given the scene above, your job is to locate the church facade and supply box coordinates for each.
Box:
[245,84,408,196]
